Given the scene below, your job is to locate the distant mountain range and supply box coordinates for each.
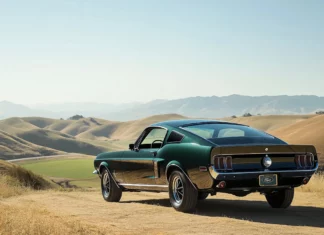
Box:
[1,95,324,121]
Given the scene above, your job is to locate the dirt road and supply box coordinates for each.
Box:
[2,190,324,235]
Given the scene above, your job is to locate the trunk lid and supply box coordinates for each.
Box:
[211,144,318,172]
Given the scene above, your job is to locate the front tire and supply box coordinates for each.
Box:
[101,168,122,202]
[169,170,198,213]
[265,188,294,209]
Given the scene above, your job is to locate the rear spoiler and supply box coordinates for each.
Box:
[211,144,317,158]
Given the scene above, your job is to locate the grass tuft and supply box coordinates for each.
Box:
[0,160,56,198]
[298,173,324,193]
[0,204,105,235]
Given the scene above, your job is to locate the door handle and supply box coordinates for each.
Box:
[151,151,157,157]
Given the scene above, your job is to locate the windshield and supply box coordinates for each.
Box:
[181,123,286,145]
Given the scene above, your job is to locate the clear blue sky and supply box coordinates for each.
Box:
[0,0,323,104]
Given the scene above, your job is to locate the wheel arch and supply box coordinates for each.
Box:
[165,161,197,190]
[99,162,109,175]
[98,162,120,189]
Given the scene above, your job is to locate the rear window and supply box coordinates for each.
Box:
[181,123,286,145]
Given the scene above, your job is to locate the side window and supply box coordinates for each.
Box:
[167,131,184,143]
[218,128,245,138]
[140,128,167,148]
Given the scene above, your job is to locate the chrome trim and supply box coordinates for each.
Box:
[93,170,99,174]
[214,152,309,156]
[209,162,318,178]
[118,183,168,188]
[297,155,302,168]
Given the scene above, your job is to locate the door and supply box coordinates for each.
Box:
[122,127,167,185]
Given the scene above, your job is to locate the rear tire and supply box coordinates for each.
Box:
[169,170,198,213]
[101,168,122,202]
[198,192,209,200]
[265,188,294,209]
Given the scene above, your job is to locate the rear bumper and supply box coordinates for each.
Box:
[209,164,318,190]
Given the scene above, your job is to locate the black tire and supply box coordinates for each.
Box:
[101,168,122,202]
[265,188,294,209]
[169,170,198,213]
[198,192,209,200]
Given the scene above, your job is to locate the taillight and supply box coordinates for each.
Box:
[295,153,314,169]
[214,156,232,171]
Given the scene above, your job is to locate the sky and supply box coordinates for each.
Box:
[0,0,323,105]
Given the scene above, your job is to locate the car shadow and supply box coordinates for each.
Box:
[121,198,324,228]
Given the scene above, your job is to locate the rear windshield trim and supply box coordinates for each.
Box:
[179,123,285,145]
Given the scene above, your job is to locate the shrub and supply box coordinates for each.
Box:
[242,113,252,117]
[68,115,84,120]
[316,111,324,115]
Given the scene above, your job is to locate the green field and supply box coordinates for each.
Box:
[20,158,99,188]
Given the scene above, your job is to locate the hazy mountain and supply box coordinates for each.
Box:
[105,95,324,120]
[0,101,54,119]
[29,102,142,119]
[1,95,324,120]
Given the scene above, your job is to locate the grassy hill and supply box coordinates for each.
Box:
[225,115,314,132]
[0,131,62,160]
[77,114,186,141]
[270,115,324,157]
[0,160,55,198]
[17,129,106,155]
[1,114,323,161]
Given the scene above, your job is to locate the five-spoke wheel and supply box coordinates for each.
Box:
[101,168,122,202]
[169,170,198,213]
[172,175,184,205]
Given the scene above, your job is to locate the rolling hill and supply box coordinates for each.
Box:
[270,115,324,156]
[0,114,323,161]
[0,131,62,160]
[16,129,106,155]
[225,115,314,132]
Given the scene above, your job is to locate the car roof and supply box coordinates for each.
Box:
[151,119,245,128]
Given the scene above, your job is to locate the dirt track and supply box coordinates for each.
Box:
[2,190,324,235]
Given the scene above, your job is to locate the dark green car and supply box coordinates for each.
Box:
[93,119,318,212]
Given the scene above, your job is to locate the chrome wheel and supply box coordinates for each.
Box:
[172,175,184,205]
[102,171,110,198]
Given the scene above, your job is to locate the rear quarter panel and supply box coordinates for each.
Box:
[157,143,214,189]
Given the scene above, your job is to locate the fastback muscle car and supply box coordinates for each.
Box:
[93,120,318,212]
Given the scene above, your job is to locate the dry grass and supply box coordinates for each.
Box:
[0,204,105,235]
[0,174,29,198]
[0,160,324,234]
[298,173,324,193]
[0,160,55,198]
[2,190,324,235]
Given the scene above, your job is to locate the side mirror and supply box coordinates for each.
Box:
[129,144,135,150]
